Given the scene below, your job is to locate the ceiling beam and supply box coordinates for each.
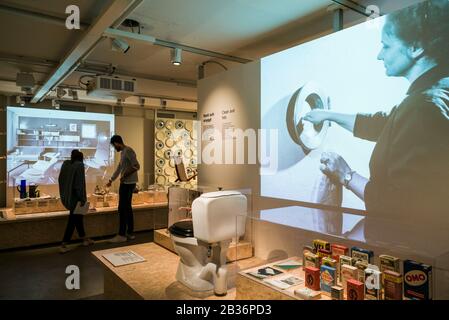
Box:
[0,3,89,29]
[103,28,252,64]
[31,0,143,103]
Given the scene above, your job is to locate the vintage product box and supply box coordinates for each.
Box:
[365,268,382,300]
[355,260,369,283]
[403,260,432,300]
[305,267,321,291]
[320,265,337,294]
[322,257,337,269]
[331,244,349,261]
[304,251,320,269]
[347,279,364,300]
[351,246,374,264]
[318,248,332,261]
[379,255,401,273]
[302,245,314,269]
[384,270,403,300]
[294,288,321,300]
[331,286,344,300]
[313,239,330,252]
[339,255,354,280]
[341,264,358,289]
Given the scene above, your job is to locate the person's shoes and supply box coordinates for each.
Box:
[127,234,136,240]
[108,235,127,243]
[82,238,95,246]
[59,245,72,254]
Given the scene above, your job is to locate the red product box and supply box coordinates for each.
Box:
[347,279,365,300]
[305,266,321,291]
[331,244,349,261]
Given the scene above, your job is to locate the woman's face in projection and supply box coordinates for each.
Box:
[377,26,415,77]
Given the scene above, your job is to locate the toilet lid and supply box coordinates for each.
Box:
[169,220,194,237]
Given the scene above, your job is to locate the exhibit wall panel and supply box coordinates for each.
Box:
[197,60,261,193]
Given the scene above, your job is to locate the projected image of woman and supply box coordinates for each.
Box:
[303,0,449,219]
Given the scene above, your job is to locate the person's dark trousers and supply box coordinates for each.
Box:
[118,183,136,236]
[62,211,86,243]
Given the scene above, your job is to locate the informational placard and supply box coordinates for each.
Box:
[102,250,146,267]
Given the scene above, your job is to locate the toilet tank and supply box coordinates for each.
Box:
[191,190,247,243]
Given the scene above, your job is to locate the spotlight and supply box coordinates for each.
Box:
[171,48,182,66]
[111,38,130,53]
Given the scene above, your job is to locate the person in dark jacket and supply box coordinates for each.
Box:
[303,0,449,222]
[59,150,94,253]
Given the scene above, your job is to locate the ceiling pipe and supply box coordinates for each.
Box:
[0,53,197,87]
[329,0,383,17]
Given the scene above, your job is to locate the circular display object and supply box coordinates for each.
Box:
[189,159,197,166]
[286,81,330,151]
[184,149,193,158]
[155,168,163,175]
[165,120,174,130]
[164,150,173,159]
[156,150,164,158]
[156,119,165,129]
[156,175,166,185]
[164,167,175,176]
[168,176,177,183]
[185,121,193,131]
[156,158,166,168]
[175,120,184,130]
[165,139,174,148]
[174,149,183,157]
[156,131,165,141]
[165,130,173,139]
[156,141,164,150]
[169,159,176,167]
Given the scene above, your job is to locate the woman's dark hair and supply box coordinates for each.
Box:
[71,149,83,163]
[385,0,449,64]
[110,135,123,145]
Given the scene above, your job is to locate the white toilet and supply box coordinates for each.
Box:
[169,190,247,295]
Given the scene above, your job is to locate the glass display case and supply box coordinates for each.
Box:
[234,206,449,300]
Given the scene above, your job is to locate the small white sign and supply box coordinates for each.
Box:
[102,250,146,267]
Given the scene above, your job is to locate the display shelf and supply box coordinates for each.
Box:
[236,206,449,300]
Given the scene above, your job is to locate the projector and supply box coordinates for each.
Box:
[87,75,136,99]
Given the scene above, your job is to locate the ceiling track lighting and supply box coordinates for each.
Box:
[110,38,130,54]
[171,48,182,66]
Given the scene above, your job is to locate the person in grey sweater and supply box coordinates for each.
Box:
[59,150,94,253]
[106,135,140,243]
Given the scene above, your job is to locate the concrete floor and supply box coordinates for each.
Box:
[0,231,154,300]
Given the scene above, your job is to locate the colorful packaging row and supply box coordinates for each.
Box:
[302,239,432,300]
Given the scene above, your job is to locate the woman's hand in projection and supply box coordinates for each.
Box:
[319,152,352,185]
[302,110,330,125]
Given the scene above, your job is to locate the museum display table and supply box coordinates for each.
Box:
[0,202,168,250]
[92,242,263,300]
